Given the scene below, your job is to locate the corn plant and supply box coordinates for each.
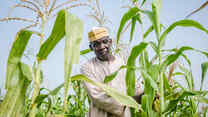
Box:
[0,0,139,117]
[105,0,208,117]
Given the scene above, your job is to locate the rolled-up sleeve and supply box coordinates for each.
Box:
[80,64,125,116]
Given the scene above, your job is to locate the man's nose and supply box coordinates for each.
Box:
[98,43,105,49]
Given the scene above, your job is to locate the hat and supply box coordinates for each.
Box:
[88,27,109,42]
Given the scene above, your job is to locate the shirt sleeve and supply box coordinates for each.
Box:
[80,64,125,116]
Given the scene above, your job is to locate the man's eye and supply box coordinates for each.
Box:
[93,42,99,47]
[103,40,108,44]
[93,43,97,47]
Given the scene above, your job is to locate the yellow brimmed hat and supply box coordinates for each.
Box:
[88,27,109,42]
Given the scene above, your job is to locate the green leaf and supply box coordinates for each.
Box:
[80,49,91,55]
[126,42,148,96]
[65,12,83,64]
[133,0,138,3]
[141,0,146,6]
[104,65,141,84]
[34,83,64,107]
[197,97,208,104]
[37,10,66,60]
[203,106,208,117]
[64,11,83,111]
[149,41,159,55]
[117,7,139,45]
[162,46,194,70]
[104,70,119,84]
[179,65,194,90]
[0,62,32,117]
[71,74,140,110]
[144,25,154,39]
[200,62,208,90]
[164,90,205,114]
[181,53,191,66]
[142,70,159,91]
[160,20,208,48]
[6,30,32,89]
[163,73,171,92]
[130,16,137,43]
[152,0,162,40]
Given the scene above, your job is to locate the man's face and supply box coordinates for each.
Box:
[89,36,112,61]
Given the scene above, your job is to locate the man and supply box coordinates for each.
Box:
[80,27,143,117]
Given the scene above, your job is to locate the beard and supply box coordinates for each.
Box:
[96,47,111,61]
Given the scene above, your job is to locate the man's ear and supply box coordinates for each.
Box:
[89,44,93,51]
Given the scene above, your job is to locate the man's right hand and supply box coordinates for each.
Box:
[132,93,144,104]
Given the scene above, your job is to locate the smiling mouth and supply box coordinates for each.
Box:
[98,48,108,55]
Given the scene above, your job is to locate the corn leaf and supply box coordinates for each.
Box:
[197,97,208,104]
[65,12,83,64]
[162,46,194,70]
[141,0,146,6]
[117,7,139,45]
[104,65,141,84]
[152,0,162,40]
[0,62,32,117]
[64,11,83,111]
[126,42,148,96]
[80,49,91,55]
[160,20,208,48]
[164,90,205,114]
[5,30,32,89]
[200,62,208,90]
[144,25,154,39]
[34,83,64,107]
[130,16,137,43]
[37,10,66,60]
[71,74,139,110]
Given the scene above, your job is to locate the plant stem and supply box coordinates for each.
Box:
[29,16,46,117]
[158,42,165,116]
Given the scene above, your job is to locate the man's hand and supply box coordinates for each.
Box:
[132,93,144,104]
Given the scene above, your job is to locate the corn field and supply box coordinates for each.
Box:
[0,0,208,117]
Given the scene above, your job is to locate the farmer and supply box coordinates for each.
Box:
[80,27,143,117]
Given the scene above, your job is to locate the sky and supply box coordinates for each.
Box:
[0,0,208,95]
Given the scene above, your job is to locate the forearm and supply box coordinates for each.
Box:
[84,82,125,116]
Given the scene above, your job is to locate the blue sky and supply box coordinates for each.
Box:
[0,0,208,95]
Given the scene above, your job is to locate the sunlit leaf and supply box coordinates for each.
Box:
[142,70,159,91]
[152,0,162,40]
[71,74,140,110]
[117,7,139,44]
[126,42,148,96]
[6,30,32,89]
[37,10,66,61]
[200,62,208,90]
[0,62,32,117]
[141,0,146,6]
[64,11,83,111]
[130,16,137,43]
[162,46,194,70]
[144,25,154,39]
[181,53,191,66]
[164,90,205,114]
[104,65,141,84]
[160,20,208,48]
[80,49,91,55]
[163,73,171,92]
[35,83,64,107]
